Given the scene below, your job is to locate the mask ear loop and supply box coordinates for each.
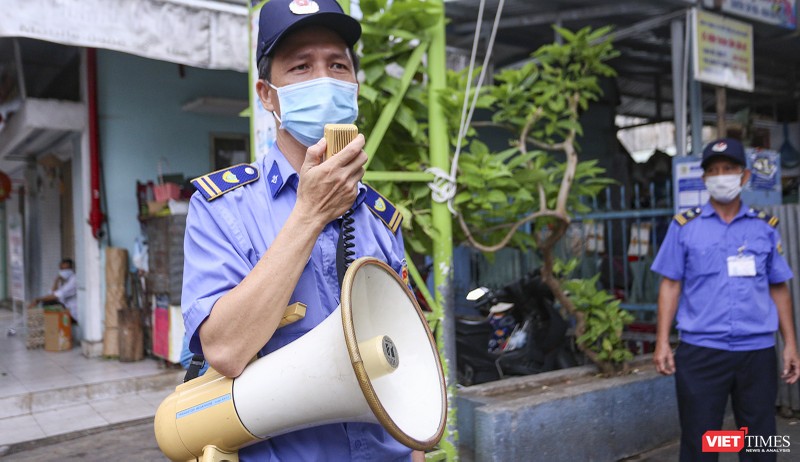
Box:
[266,81,282,124]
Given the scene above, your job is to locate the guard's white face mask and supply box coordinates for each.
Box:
[704,173,743,203]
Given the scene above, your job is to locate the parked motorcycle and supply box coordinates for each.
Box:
[457,269,578,386]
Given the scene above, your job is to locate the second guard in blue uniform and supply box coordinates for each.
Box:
[651,138,800,461]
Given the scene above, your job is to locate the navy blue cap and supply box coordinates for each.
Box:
[256,0,361,64]
[701,138,747,169]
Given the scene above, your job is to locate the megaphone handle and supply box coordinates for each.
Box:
[278,302,307,327]
[201,445,239,462]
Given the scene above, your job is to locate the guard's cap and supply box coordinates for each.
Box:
[256,0,361,64]
[701,138,747,169]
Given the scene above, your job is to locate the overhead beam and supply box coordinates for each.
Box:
[452,2,666,34]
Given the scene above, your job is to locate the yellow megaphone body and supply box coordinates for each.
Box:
[154,257,447,461]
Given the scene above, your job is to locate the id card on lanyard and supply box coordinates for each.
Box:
[727,254,756,277]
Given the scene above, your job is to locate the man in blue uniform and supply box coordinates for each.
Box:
[652,138,800,461]
[181,1,418,460]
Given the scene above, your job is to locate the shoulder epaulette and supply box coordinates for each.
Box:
[364,185,402,233]
[191,164,259,201]
[751,208,779,228]
[673,207,701,226]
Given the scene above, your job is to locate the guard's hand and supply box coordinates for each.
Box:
[296,135,367,224]
[653,342,675,375]
[781,347,800,384]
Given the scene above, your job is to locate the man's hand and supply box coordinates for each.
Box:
[296,135,367,225]
[781,346,800,384]
[653,342,675,375]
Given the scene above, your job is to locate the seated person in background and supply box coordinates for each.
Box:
[29,258,78,324]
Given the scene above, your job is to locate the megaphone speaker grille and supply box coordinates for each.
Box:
[341,257,447,450]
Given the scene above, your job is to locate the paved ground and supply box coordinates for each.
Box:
[4,414,800,461]
[1,418,165,461]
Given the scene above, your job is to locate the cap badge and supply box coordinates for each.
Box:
[712,142,728,152]
[290,0,320,15]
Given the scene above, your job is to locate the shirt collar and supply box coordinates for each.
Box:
[262,144,299,198]
[260,144,367,205]
[701,200,749,220]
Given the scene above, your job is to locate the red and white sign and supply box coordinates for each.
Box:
[703,427,748,453]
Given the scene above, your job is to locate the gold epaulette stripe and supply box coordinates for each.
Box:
[388,210,402,232]
[674,214,687,225]
[194,177,217,197]
[769,216,779,227]
[204,176,223,195]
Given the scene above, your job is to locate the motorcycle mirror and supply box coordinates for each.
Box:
[466,287,489,301]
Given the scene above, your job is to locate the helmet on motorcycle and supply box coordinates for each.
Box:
[489,302,514,314]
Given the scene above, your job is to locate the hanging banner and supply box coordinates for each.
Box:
[0,0,249,72]
[704,0,797,30]
[8,220,25,302]
[692,8,755,92]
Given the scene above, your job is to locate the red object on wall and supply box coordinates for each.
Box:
[152,305,169,359]
[0,171,11,201]
[87,48,105,239]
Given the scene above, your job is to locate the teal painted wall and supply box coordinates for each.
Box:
[97,50,248,254]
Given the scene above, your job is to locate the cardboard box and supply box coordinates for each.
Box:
[44,308,72,352]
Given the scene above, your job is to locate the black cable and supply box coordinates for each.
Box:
[337,208,356,288]
[342,209,356,267]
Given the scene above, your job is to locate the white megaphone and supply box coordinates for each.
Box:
[154,257,447,461]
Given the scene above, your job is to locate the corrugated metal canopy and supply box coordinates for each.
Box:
[444,0,800,122]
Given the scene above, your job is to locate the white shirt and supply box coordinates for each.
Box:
[53,272,77,321]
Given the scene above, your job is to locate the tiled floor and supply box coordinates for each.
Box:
[0,308,183,448]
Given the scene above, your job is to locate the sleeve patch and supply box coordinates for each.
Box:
[191,164,259,201]
[364,185,402,233]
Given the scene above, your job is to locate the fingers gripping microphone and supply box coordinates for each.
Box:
[154,258,447,461]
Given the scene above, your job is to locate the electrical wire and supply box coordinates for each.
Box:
[426,0,506,215]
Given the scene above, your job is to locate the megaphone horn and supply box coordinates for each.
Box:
[155,257,447,461]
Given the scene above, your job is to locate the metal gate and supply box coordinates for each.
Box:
[765,204,800,413]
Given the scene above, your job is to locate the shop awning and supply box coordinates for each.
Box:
[0,0,249,72]
[0,98,86,167]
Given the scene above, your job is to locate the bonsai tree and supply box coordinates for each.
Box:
[357,0,631,375]
[442,26,631,375]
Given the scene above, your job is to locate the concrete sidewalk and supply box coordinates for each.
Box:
[0,309,183,454]
[4,301,800,460]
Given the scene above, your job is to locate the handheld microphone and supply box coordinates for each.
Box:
[324,124,359,161]
[324,124,360,285]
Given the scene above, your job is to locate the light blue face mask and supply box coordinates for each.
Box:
[270,77,359,147]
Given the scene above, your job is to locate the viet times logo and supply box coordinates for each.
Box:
[702,427,792,453]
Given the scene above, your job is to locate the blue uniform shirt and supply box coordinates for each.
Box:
[182,145,410,461]
[651,201,793,351]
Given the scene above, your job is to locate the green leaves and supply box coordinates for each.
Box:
[561,268,634,368]
[356,0,443,255]
[444,25,618,251]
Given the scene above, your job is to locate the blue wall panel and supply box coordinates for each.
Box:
[97,50,248,256]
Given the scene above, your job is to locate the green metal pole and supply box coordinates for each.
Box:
[427,1,458,459]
